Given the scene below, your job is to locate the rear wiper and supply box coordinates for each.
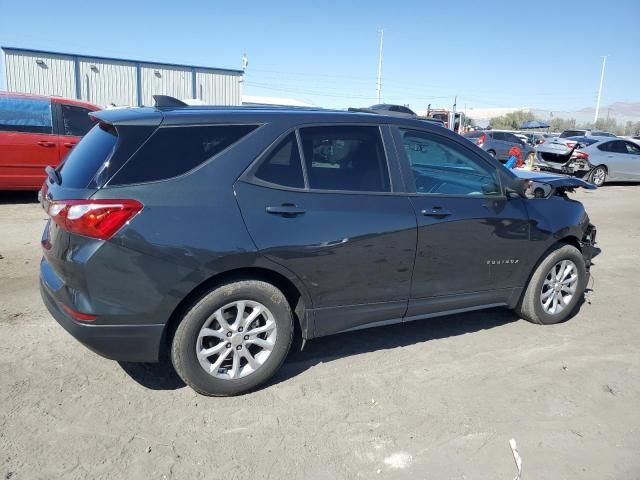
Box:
[45,166,61,185]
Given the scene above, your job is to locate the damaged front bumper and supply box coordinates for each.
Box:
[580,223,598,270]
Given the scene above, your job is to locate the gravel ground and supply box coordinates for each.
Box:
[1,186,639,480]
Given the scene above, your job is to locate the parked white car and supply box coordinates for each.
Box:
[535,136,640,186]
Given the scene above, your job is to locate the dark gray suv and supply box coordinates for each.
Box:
[463,130,536,163]
[40,104,597,395]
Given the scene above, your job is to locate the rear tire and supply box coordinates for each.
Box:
[516,244,587,325]
[589,165,607,186]
[171,280,294,396]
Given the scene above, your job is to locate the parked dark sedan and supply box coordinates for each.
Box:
[40,103,597,396]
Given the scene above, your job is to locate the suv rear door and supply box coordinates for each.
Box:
[0,95,58,189]
[490,132,510,160]
[235,124,417,336]
[391,126,530,318]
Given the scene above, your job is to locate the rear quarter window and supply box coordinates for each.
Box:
[109,124,258,185]
[59,123,118,188]
[0,96,52,134]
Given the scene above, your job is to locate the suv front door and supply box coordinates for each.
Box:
[235,124,417,337]
[392,127,530,319]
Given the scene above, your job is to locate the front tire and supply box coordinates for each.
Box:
[516,244,587,325]
[171,280,294,396]
[589,165,607,186]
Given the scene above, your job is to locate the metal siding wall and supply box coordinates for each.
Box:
[4,51,75,98]
[195,69,241,105]
[140,64,192,106]
[78,58,137,107]
[3,49,243,107]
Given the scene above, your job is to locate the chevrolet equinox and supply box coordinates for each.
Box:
[40,102,597,396]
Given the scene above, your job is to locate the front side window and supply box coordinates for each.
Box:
[298,126,390,192]
[61,104,95,136]
[624,142,640,155]
[400,128,500,196]
[254,133,304,188]
[0,96,52,134]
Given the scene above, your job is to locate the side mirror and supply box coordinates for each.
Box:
[482,182,501,196]
[506,187,523,199]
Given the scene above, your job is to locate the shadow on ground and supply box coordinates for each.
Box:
[119,307,519,392]
[0,191,39,205]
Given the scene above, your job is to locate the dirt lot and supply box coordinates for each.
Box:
[1,186,639,480]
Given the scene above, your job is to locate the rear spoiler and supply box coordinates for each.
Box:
[89,108,163,127]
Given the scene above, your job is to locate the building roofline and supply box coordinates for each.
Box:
[1,46,244,75]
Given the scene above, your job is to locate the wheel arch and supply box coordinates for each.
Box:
[163,266,312,350]
[517,236,583,307]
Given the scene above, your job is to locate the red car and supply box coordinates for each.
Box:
[0,92,99,190]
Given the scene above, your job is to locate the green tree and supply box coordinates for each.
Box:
[488,110,537,130]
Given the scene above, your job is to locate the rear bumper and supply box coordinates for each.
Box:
[40,279,164,362]
[534,153,592,176]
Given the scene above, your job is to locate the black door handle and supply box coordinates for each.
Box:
[421,207,452,218]
[266,204,306,216]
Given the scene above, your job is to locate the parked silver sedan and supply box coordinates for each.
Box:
[535,137,640,186]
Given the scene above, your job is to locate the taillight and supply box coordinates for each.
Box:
[61,303,97,322]
[476,133,487,146]
[537,139,545,144]
[565,142,577,149]
[47,199,143,240]
[572,150,589,160]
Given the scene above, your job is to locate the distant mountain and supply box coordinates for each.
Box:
[531,102,640,123]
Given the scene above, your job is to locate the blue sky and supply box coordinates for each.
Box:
[1,0,638,113]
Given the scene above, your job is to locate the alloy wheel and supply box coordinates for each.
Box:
[540,259,578,315]
[195,300,277,380]
[591,168,606,186]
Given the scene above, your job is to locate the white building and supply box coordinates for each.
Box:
[1,46,243,107]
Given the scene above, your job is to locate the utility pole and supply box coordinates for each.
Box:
[594,56,607,123]
[451,95,457,132]
[376,29,384,103]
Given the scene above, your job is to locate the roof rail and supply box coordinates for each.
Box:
[153,95,188,108]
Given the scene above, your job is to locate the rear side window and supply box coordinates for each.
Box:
[59,123,118,188]
[298,126,390,192]
[61,104,95,136]
[492,132,505,141]
[0,96,52,134]
[598,141,626,153]
[254,133,304,188]
[110,124,257,185]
